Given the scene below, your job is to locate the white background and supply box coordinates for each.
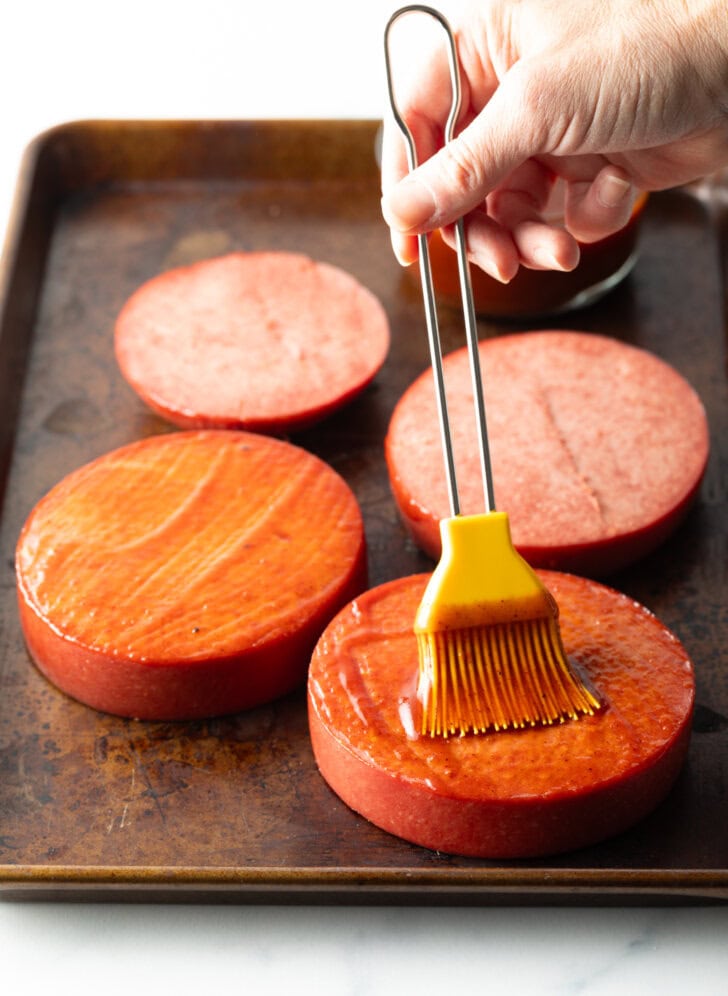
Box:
[2,3,727,993]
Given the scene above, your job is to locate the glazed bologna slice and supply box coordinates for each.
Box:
[308,572,694,859]
[115,252,390,434]
[386,331,709,575]
[16,430,367,720]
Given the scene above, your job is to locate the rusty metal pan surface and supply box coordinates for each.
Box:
[0,120,726,903]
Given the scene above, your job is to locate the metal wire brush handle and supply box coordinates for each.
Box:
[384,4,496,515]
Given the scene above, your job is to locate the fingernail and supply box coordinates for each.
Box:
[388,230,418,268]
[392,243,415,267]
[381,176,437,232]
[485,258,515,284]
[532,246,563,270]
[597,173,633,209]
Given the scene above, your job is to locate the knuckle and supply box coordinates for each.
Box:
[440,136,487,203]
[504,58,563,150]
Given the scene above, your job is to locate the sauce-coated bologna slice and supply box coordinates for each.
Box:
[114,252,390,434]
[385,331,709,576]
[16,430,367,719]
[308,572,694,859]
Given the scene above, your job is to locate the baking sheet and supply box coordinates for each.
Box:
[0,120,726,904]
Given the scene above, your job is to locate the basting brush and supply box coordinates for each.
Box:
[385,5,601,737]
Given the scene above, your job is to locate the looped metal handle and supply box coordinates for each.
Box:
[384,5,462,168]
[384,5,496,516]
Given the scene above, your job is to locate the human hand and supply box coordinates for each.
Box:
[381,0,728,281]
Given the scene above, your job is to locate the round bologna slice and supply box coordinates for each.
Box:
[114,252,390,434]
[16,430,367,720]
[308,571,694,859]
[386,330,708,576]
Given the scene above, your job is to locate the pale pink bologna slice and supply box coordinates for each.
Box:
[385,330,709,576]
[115,252,390,434]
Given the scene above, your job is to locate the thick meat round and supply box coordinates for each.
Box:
[385,331,709,575]
[308,571,694,859]
[16,430,367,719]
[114,252,390,434]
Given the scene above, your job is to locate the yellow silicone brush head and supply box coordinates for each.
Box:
[415,513,601,737]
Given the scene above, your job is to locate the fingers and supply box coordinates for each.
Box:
[381,81,531,238]
[487,160,580,272]
[385,159,637,276]
[380,99,528,272]
[436,158,581,280]
[563,165,638,243]
[380,54,637,274]
[381,63,555,274]
[440,209,521,284]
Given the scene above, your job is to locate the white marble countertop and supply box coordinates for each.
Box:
[2,3,727,993]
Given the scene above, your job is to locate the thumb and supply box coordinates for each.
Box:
[381,65,542,234]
